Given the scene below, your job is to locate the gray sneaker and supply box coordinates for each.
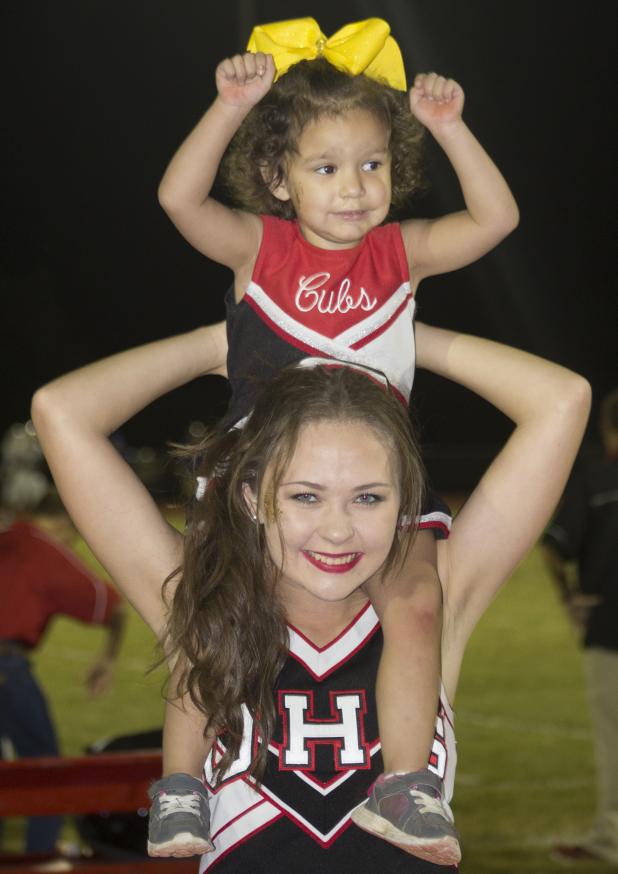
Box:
[351,769,461,866]
[147,772,214,857]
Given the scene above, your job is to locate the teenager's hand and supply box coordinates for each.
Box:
[409,73,465,133]
[216,52,275,109]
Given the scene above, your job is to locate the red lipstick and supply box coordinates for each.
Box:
[302,550,363,573]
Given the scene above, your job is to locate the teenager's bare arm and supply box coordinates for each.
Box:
[31,322,228,638]
[158,53,274,271]
[401,74,519,289]
[414,323,590,695]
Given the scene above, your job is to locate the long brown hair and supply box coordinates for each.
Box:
[222,57,426,220]
[165,364,425,782]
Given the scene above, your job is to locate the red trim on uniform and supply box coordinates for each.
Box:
[287,602,381,681]
[210,799,268,841]
[254,782,355,848]
[428,710,449,781]
[245,289,414,376]
[206,741,257,794]
[266,736,382,793]
[205,808,284,869]
[288,625,381,683]
[441,700,456,733]
[243,295,329,360]
[418,520,451,538]
[287,601,375,654]
[349,293,413,351]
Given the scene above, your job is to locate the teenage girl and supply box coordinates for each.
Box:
[30,320,589,874]
[150,16,519,864]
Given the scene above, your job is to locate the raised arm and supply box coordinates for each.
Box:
[414,323,590,691]
[401,73,519,289]
[158,52,275,270]
[31,322,228,638]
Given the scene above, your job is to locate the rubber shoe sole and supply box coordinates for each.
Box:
[352,803,461,867]
[148,832,215,857]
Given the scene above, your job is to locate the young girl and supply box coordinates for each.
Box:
[152,16,519,864]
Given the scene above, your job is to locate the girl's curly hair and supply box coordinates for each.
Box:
[222,58,426,220]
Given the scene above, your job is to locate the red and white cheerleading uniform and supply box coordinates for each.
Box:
[200,604,457,874]
[226,215,414,419]
[224,215,450,537]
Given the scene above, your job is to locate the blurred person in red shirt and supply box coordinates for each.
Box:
[0,489,126,853]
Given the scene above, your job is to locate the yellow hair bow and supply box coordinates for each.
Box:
[247,17,406,91]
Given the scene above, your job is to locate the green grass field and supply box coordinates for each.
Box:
[4,537,613,873]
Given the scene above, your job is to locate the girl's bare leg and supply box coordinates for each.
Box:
[148,660,216,858]
[352,531,461,866]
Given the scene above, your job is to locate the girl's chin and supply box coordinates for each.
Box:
[302,575,370,604]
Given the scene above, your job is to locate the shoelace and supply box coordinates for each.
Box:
[409,789,449,819]
[158,791,203,819]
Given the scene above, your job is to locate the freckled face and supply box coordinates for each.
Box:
[274,109,392,250]
[257,420,401,608]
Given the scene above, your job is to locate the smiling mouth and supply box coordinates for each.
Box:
[302,549,363,573]
[336,211,366,221]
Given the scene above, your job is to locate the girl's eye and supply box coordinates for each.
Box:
[315,165,336,175]
[362,160,381,172]
[355,493,383,505]
[291,493,318,504]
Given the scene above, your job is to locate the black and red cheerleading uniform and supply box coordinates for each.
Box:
[200,604,457,873]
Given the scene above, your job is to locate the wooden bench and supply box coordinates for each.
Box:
[0,753,197,872]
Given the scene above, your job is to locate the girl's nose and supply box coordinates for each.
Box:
[339,168,364,198]
[318,507,355,543]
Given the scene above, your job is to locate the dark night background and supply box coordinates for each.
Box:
[2,1,615,490]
